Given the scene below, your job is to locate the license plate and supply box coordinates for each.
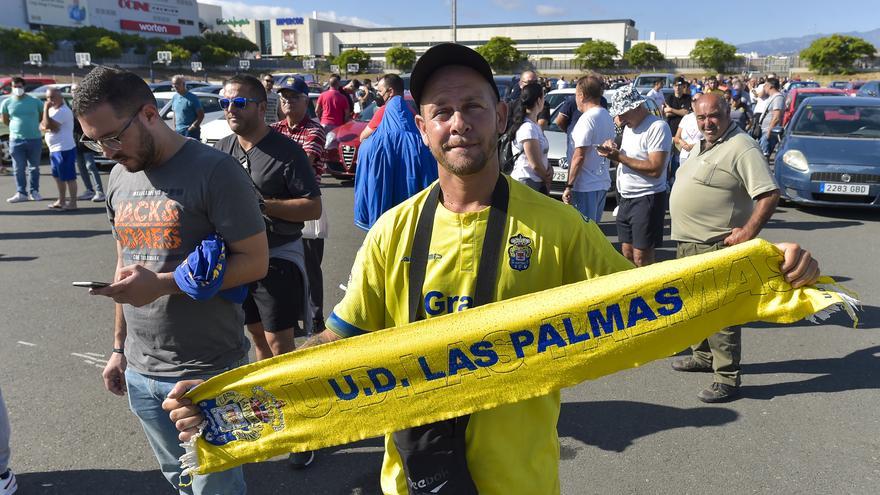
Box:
[820,182,869,195]
[553,171,567,182]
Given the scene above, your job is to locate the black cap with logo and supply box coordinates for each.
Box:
[409,43,500,107]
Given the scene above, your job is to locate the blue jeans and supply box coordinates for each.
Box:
[76,148,104,194]
[126,361,247,495]
[10,138,41,195]
[571,189,607,223]
[759,132,778,157]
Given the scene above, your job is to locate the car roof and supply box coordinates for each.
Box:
[547,88,576,95]
[799,96,880,105]
[791,88,846,94]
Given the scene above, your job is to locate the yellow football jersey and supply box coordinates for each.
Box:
[328,175,633,495]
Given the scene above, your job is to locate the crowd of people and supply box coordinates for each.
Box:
[0,48,825,495]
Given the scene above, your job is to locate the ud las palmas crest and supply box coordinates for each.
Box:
[507,233,533,271]
[200,387,286,446]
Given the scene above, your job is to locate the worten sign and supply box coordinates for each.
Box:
[120,19,181,35]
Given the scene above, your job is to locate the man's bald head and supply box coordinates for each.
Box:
[693,92,731,143]
[519,70,537,88]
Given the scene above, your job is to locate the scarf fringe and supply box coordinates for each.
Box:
[809,283,861,326]
[177,421,207,487]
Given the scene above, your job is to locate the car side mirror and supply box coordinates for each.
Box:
[771,126,784,137]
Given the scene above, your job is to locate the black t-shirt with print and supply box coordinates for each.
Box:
[664,93,692,135]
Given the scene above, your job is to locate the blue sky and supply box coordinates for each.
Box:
[202,0,878,45]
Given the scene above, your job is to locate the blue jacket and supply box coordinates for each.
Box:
[354,96,438,230]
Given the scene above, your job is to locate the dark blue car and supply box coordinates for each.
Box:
[773,96,880,208]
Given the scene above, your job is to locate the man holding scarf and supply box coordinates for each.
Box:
[165,45,820,495]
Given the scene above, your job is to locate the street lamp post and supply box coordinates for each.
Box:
[451,0,457,43]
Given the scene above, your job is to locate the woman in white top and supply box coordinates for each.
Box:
[507,82,552,194]
[673,94,704,174]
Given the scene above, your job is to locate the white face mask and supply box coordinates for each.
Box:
[11,87,25,97]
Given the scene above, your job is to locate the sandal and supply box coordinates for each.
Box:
[48,202,64,209]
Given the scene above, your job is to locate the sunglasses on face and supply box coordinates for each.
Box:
[219,97,261,110]
[80,105,143,153]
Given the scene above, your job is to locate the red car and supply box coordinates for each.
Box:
[325,95,417,180]
[0,77,56,95]
[783,87,846,126]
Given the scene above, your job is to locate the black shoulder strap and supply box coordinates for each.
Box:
[408,175,509,323]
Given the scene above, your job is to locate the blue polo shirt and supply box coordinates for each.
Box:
[171,92,202,132]
[0,95,43,140]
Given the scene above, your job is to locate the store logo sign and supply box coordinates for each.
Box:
[118,0,149,12]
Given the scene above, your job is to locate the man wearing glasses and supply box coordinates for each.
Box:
[213,75,322,468]
[261,73,280,125]
[170,75,204,140]
[272,77,329,334]
[73,67,269,495]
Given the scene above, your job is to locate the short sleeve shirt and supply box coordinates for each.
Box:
[617,115,672,198]
[327,175,633,495]
[677,112,703,163]
[761,94,785,130]
[664,93,692,135]
[670,124,779,244]
[271,116,327,179]
[171,92,202,132]
[215,130,321,246]
[106,140,266,376]
[45,104,76,152]
[510,118,548,183]
[0,95,42,140]
[316,88,350,126]
[569,106,616,192]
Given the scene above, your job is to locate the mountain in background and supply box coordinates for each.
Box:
[737,28,880,55]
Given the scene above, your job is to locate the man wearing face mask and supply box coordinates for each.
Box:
[359,73,409,141]
[74,67,269,494]
[2,77,44,203]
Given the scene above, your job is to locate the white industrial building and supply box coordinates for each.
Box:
[7,0,201,38]
[215,16,639,61]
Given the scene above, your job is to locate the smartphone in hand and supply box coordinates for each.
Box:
[72,281,111,289]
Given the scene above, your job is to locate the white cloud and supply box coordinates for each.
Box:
[535,4,565,16]
[199,0,384,27]
[492,0,522,11]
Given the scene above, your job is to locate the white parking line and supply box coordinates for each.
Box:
[17,341,36,347]
[71,352,108,367]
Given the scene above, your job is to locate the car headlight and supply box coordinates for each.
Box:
[781,149,809,172]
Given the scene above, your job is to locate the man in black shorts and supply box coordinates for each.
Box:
[214,74,321,468]
[598,86,672,266]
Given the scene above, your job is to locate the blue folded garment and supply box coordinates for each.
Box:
[173,234,248,304]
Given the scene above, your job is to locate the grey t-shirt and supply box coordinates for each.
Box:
[761,94,784,130]
[106,140,266,377]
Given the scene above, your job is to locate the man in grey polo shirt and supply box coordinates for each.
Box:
[669,93,781,403]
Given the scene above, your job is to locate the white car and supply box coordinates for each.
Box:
[156,91,225,130]
[201,92,321,147]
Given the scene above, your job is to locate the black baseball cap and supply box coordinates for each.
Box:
[409,43,500,107]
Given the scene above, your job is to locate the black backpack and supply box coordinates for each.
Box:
[497,132,523,174]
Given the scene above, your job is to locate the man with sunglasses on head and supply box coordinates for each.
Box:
[73,67,269,495]
[213,74,322,468]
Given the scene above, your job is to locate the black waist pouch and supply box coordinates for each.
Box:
[392,416,478,494]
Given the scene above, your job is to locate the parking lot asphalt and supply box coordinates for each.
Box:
[0,168,877,494]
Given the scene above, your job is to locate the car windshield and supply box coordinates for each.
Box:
[31,84,59,94]
[544,93,570,113]
[791,104,880,138]
[795,92,842,109]
[198,96,221,113]
[636,76,667,87]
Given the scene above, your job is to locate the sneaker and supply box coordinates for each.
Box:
[0,468,17,495]
[289,450,315,469]
[28,191,42,201]
[697,382,739,403]
[78,189,95,200]
[91,191,106,202]
[6,193,27,204]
